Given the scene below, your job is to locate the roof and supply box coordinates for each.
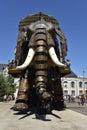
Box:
[64,71,77,78]
[0,64,8,73]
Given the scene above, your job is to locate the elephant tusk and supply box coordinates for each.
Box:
[49,47,65,67]
[16,48,35,70]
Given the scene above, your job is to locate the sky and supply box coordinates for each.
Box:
[0,0,87,77]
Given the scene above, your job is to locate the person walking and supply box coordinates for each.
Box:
[77,96,81,105]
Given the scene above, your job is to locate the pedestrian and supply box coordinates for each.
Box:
[3,95,7,102]
[80,95,85,105]
[68,95,71,102]
[77,96,81,105]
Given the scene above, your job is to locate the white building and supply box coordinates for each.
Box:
[14,78,20,99]
[0,64,8,76]
[61,71,87,98]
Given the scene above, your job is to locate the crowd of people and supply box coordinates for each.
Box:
[3,94,15,102]
[64,94,86,105]
[76,95,85,105]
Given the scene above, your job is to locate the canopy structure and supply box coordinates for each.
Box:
[19,12,59,30]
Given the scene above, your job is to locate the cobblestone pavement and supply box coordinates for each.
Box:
[66,102,87,115]
[0,101,87,130]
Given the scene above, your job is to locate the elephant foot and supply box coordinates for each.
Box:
[12,100,28,111]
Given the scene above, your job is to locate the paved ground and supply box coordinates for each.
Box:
[66,101,87,115]
[0,101,87,130]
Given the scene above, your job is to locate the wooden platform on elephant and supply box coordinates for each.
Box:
[59,67,71,77]
[8,68,22,77]
[8,66,71,78]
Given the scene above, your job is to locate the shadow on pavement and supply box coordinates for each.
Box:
[12,108,61,121]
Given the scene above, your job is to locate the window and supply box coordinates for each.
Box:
[71,90,75,96]
[85,82,87,88]
[71,81,75,88]
[63,81,68,88]
[79,82,82,88]
[79,90,83,95]
[64,90,68,95]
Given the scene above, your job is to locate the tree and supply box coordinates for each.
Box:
[0,74,16,100]
[0,74,6,97]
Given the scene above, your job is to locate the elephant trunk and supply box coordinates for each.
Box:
[34,29,51,101]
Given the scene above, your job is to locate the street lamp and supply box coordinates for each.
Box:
[83,69,85,95]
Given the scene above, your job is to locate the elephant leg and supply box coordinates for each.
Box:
[52,78,65,110]
[13,75,29,111]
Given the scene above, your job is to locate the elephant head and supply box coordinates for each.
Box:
[15,18,65,70]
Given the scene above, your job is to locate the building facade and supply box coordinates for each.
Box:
[0,64,8,75]
[61,71,87,98]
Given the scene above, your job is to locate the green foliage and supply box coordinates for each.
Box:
[0,74,16,98]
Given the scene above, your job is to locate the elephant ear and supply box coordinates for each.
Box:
[15,28,29,66]
[55,26,68,62]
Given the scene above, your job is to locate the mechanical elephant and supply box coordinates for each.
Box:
[9,12,70,114]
